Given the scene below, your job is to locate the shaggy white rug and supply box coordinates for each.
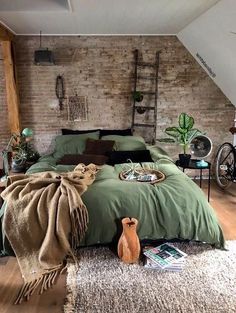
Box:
[64,241,236,313]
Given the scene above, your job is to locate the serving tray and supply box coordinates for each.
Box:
[119,169,165,184]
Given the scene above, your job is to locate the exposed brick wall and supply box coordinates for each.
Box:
[1,36,235,165]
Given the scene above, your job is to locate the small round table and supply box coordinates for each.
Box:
[176,159,211,202]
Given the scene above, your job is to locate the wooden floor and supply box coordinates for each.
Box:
[205,180,236,240]
[0,180,235,313]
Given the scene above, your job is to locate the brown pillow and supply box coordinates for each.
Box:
[57,154,108,166]
[84,139,115,155]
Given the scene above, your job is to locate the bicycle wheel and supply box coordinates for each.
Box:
[215,142,235,189]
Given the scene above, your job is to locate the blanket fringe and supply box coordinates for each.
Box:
[71,204,89,249]
[14,204,88,304]
[3,167,97,305]
[14,264,66,304]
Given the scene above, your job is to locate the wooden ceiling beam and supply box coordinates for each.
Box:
[1,41,21,134]
[0,22,14,41]
[0,22,20,135]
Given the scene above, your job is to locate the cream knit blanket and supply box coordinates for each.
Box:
[1,163,98,304]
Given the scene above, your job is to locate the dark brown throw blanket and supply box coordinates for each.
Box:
[1,163,98,304]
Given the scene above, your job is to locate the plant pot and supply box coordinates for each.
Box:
[178,154,191,167]
[136,106,146,114]
[11,159,26,173]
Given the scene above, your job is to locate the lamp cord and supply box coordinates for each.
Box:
[40,30,42,48]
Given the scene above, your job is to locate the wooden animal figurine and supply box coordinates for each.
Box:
[117,217,140,264]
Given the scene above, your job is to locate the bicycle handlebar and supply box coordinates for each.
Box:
[230,126,236,134]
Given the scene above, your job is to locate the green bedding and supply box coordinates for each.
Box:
[0,144,225,255]
[23,145,224,248]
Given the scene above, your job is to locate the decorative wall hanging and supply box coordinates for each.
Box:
[55,75,65,110]
[67,95,88,121]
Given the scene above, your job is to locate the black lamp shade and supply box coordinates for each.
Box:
[34,49,54,65]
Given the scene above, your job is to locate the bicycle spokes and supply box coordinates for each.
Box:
[215,143,235,189]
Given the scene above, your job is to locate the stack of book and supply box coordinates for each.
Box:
[143,243,187,272]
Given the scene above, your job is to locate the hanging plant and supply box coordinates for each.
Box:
[132,91,143,102]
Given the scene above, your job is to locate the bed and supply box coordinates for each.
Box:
[0,129,225,305]
[10,130,223,249]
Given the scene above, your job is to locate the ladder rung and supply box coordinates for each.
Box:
[137,76,156,80]
[137,62,155,67]
[141,91,156,95]
[135,106,155,110]
[133,123,155,128]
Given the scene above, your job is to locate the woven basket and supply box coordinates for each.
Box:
[119,169,165,185]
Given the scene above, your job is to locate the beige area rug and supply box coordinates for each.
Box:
[64,241,236,313]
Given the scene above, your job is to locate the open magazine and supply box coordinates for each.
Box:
[143,243,187,270]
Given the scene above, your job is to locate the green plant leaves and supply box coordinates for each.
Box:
[179,113,194,130]
[157,138,175,143]
[12,136,40,163]
[186,129,202,142]
[158,112,203,154]
[132,91,143,102]
[165,127,180,138]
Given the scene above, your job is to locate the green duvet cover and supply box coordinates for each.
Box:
[21,145,224,249]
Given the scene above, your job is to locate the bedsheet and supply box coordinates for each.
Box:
[0,146,224,255]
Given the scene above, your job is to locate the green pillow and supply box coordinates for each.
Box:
[53,131,100,159]
[101,135,146,151]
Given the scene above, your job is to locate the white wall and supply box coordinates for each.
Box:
[178,0,236,109]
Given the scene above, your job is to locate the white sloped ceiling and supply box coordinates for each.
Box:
[0,0,220,35]
[178,0,236,108]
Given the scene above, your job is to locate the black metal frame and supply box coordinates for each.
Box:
[176,159,211,202]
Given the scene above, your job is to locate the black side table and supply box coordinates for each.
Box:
[176,159,211,202]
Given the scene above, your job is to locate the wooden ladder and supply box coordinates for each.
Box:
[131,49,160,144]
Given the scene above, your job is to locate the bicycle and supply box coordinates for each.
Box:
[215,126,236,189]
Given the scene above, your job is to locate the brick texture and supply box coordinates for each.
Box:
[0,36,235,165]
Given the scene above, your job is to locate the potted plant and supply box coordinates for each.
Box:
[132,91,143,102]
[11,148,28,173]
[11,135,40,172]
[158,112,202,166]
